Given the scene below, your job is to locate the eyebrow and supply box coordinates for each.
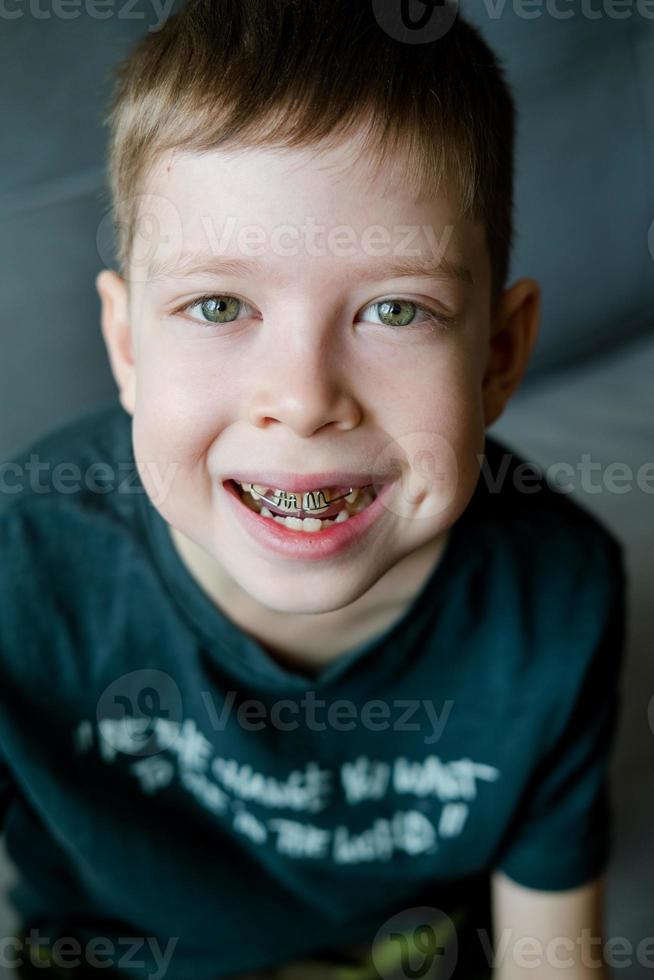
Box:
[147,251,473,287]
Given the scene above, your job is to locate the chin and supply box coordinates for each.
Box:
[234,568,384,617]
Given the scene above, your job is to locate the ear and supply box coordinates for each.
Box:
[482,277,541,428]
[96,269,136,417]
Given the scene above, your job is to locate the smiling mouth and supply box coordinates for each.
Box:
[226,479,378,531]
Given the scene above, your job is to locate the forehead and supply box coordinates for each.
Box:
[134,135,489,290]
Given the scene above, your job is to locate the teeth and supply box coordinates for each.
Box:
[241,483,270,497]
[259,504,350,532]
[236,481,375,531]
[239,482,365,512]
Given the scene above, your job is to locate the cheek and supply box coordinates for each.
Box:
[134,345,235,460]
[392,345,483,435]
[380,347,485,516]
[131,396,220,527]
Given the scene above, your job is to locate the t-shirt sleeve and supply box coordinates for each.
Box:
[493,538,628,891]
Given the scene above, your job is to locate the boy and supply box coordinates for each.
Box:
[0,1,626,978]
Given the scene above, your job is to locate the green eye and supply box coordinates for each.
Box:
[361,298,452,331]
[376,299,418,327]
[178,294,452,332]
[198,296,241,323]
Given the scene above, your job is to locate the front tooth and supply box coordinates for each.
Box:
[277,516,306,530]
[245,482,360,512]
[300,489,331,510]
[299,518,323,532]
[270,489,302,512]
[270,488,332,511]
[281,487,357,508]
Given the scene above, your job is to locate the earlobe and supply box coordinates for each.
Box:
[482,277,541,428]
[96,268,136,417]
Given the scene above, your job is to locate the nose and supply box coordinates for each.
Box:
[246,331,362,438]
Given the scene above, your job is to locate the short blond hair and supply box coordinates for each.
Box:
[102,0,516,308]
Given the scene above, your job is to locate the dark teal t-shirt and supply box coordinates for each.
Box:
[0,402,627,979]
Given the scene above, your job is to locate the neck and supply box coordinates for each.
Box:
[168,524,450,674]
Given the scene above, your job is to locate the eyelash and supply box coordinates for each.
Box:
[173,293,455,331]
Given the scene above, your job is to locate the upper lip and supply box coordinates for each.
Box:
[225,472,390,492]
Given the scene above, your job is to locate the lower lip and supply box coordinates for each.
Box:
[221,480,394,561]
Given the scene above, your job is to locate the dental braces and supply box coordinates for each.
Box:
[255,486,360,515]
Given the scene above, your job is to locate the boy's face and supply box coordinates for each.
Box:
[97,132,539,618]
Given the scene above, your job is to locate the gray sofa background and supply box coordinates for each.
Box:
[1,1,653,975]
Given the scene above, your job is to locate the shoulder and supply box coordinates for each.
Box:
[458,434,627,696]
[0,401,146,672]
[0,400,144,602]
[0,399,136,528]
[468,432,625,590]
